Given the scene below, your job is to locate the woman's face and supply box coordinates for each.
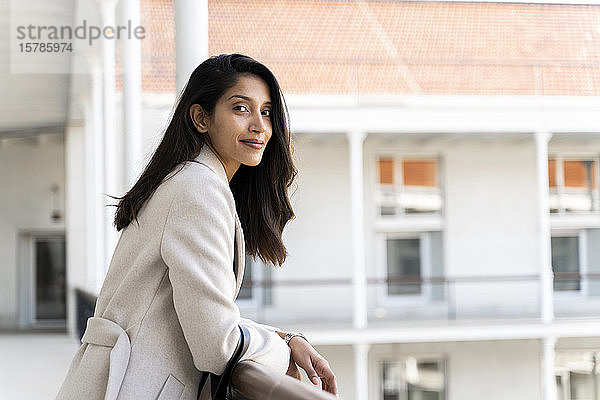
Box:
[191,74,273,181]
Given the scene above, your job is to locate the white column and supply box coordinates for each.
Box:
[98,0,120,281]
[354,343,370,400]
[121,0,143,189]
[348,130,368,330]
[536,130,554,323]
[542,337,558,400]
[65,121,86,338]
[91,65,106,294]
[174,0,208,94]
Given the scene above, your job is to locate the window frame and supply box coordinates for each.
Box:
[555,350,600,400]
[377,356,448,400]
[551,229,589,298]
[236,255,268,308]
[374,154,444,219]
[376,232,433,305]
[548,154,600,215]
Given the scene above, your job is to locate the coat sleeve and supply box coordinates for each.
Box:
[239,317,286,335]
[160,174,290,375]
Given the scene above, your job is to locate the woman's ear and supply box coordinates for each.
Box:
[190,104,209,133]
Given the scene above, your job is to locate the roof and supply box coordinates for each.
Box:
[117,0,600,96]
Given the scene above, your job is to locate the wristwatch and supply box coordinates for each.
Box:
[284,332,308,345]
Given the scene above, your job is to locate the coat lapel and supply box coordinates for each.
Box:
[193,144,246,297]
[232,213,245,296]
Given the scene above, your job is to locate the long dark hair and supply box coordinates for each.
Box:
[111,53,297,267]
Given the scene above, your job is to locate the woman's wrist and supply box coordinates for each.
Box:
[284,332,308,345]
[276,331,309,345]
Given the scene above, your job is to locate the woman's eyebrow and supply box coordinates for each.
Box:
[227,94,272,105]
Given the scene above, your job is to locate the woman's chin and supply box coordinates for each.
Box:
[241,157,263,167]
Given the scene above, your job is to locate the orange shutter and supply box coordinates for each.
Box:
[564,161,589,188]
[379,158,394,185]
[548,159,556,188]
[403,160,437,187]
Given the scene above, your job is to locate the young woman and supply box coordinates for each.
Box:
[56,53,338,399]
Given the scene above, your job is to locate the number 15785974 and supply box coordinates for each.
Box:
[18,42,73,52]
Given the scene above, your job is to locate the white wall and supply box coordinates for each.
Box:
[316,339,542,400]
[448,341,541,400]
[0,134,65,328]
[314,344,356,400]
[446,340,541,400]
[367,340,540,400]
[267,136,355,325]
[444,138,540,317]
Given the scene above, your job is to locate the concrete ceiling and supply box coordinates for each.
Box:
[0,0,72,137]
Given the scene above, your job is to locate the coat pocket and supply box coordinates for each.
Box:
[156,374,185,400]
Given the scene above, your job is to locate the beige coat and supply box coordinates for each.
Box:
[56,144,290,400]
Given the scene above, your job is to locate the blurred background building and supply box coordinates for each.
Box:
[1,0,600,399]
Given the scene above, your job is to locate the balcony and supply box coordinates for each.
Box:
[237,273,600,328]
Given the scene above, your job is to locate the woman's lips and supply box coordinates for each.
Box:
[240,140,263,149]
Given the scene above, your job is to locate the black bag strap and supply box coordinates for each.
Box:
[197,325,251,400]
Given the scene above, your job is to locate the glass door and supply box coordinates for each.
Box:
[20,234,67,329]
[34,236,66,323]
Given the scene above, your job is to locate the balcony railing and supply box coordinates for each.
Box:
[232,361,337,400]
[237,272,600,325]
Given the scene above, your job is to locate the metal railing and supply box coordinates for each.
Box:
[232,361,337,400]
[238,272,600,323]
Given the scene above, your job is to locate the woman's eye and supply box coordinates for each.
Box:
[234,105,249,112]
[262,109,272,117]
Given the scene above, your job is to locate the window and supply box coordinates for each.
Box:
[377,157,442,216]
[237,255,272,306]
[382,358,446,400]
[237,255,254,300]
[556,351,600,400]
[387,238,422,296]
[549,157,599,214]
[380,232,444,303]
[552,236,580,292]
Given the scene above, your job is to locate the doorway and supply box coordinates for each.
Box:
[18,233,66,329]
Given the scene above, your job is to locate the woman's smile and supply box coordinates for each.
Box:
[239,139,265,149]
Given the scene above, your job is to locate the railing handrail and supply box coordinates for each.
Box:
[239,272,600,287]
[231,360,337,400]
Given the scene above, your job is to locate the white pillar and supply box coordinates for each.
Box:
[542,337,557,400]
[536,130,554,323]
[348,130,368,330]
[98,0,120,281]
[174,0,208,94]
[81,67,104,294]
[90,65,106,294]
[354,343,370,400]
[65,121,86,338]
[121,0,143,189]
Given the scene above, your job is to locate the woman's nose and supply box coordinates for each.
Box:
[249,111,267,133]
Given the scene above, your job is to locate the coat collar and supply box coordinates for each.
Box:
[193,143,229,184]
[192,143,245,296]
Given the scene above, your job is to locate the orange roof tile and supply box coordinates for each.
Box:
[116,1,600,96]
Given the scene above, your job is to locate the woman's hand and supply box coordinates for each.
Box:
[288,336,338,397]
[286,357,302,380]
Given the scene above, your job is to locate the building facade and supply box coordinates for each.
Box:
[1,1,600,399]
